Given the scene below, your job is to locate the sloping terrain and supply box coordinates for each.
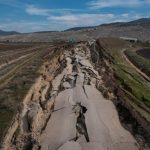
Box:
[0,30,19,36]
[0,42,66,144]
[39,43,138,150]
[1,39,150,150]
[137,48,150,59]
[0,18,150,42]
[125,50,150,77]
[90,38,150,148]
[94,38,150,121]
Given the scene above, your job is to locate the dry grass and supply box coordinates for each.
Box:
[0,43,55,141]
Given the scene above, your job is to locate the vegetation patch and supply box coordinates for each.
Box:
[97,41,150,122]
[125,50,150,76]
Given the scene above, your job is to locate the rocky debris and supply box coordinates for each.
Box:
[39,43,139,150]
[27,103,44,131]
[62,82,71,89]
[1,48,67,150]
[3,42,140,150]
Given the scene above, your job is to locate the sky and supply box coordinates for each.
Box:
[0,0,150,33]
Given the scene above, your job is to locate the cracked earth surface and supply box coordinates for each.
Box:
[39,44,139,150]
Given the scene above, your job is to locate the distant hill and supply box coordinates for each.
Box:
[65,26,96,31]
[128,18,150,25]
[0,30,19,36]
[100,18,150,28]
[0,17,150,42]
[33,31,57,34]
[66,18,150,31]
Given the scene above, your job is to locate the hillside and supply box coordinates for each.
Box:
[0,18,150,42]
[65,26,96,31]
[65,18,150,31]
[0,30,19,36]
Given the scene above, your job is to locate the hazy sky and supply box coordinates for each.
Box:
[0,0,150,32]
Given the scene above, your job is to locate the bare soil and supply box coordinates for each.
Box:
[0,40,149,150]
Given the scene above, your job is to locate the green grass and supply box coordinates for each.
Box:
[125,50,150,75]
[106,48,150,117]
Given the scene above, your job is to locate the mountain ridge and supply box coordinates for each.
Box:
[0,30,19,36]
[65,18,150,31]
[0,17,150,42]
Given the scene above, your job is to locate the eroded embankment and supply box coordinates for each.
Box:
[0,44,71,150]
[39,43,138,150]
[124,50,150,79]
[89,39,150,149]
[1,41,144,150]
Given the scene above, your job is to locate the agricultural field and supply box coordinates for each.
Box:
[95,38,150,135]
[125,50,150,76]
[0,42,56,141]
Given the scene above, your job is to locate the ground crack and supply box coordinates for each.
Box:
[82,85,88,98]
[73,102,90,142]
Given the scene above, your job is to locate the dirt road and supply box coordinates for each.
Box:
[122,50,150,82]
[39,44,139,150]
